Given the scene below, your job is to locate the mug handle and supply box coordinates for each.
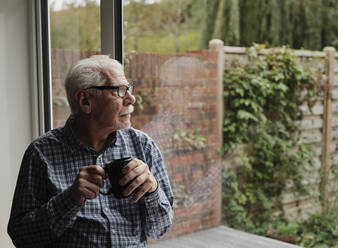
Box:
[99,188,113,195]
[99,166,112,195]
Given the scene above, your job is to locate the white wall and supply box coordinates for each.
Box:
[0,0,33,246]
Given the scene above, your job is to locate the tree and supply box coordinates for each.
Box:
[50,0,100,50]
[123,0,156,51]
[124,0,204,53]
[302,0,323,50]
[152,0,198,52]
[51,0,205,53]
[213,0,240,45]
[199,0,220,49]
[199,0,338,50]
[323,0,338,48]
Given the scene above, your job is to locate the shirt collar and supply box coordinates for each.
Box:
[62,115,119,153]
[62,115,80,150]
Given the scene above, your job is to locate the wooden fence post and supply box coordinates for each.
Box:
[209,39,224,225]
[321,47,335,209]
[209,39,224,153]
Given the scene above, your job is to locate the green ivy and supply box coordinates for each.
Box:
[133,88,158,112]
[172,183,194,208]
[222,47,321,239]
[298,206,338,247]
[173,128,206,150]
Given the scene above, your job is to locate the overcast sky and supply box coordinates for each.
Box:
[49,0,100,11]
[50,0,160,11]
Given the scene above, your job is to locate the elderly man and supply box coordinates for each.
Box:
[8,55,174,247]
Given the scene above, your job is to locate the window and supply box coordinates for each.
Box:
[123,0,221,238]
[41,0,122,130]
[49,0,101,128]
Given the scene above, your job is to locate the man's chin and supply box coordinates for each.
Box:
[115,122,131,130]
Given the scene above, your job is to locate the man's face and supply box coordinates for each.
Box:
[90,69,135,131]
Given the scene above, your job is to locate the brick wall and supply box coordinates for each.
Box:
[125,51,221,238]
[51,49,222,238]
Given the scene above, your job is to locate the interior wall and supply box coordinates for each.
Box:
[0,0,33,246]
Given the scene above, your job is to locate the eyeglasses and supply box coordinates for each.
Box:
[84,85,134,98]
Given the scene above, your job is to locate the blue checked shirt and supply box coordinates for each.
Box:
[8,116,174,247]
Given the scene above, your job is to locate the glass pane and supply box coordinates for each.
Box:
[123,0,221,240]
[123,0,202,53]
[49,0,101,128]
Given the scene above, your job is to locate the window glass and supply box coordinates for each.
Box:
[123,0,203,53]
[49,0,101,128]
[123,0,221,239]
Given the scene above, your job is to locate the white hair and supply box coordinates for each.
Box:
[64,55,124,114]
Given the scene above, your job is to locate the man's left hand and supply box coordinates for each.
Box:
[119,158,158,203]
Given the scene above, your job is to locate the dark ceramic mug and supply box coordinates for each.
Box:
[100,157,133,198]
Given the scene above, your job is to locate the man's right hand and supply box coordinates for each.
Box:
[70,165,106,205]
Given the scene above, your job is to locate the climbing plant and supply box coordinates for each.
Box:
[221,47,320,237]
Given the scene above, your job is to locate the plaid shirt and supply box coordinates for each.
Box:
[8,116,174,247]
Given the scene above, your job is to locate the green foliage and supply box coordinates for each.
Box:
[200,0,338,50]
[199,0,220,49]
[50,0,203,53]
[124,31,200,53]
[298,207,338,248]
[173,128,206,150]
[50,0,338,52]
[135,95,144,111]
[132,88,157,112]
[172,183,194,207]
[124,0,203,53]
[222,47,319,236]
[50,0,100,50]
[273,221,301,238]
[267,207,338,247]
[212,0,240,45]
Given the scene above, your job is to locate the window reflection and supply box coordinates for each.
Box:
[49,0,101,128]
[123,0,221,240]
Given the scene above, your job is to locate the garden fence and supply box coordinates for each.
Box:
[210,40,338,220]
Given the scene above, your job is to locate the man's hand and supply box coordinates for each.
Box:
[119,159,158,203]
[70,165,106,205]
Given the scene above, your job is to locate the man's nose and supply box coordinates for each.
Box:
[123,90,136,106]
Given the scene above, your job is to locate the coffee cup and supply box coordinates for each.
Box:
[100,157,133,198]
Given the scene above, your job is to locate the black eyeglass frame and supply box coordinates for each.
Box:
[84,85,134,98]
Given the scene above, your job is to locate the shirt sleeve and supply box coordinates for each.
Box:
[139,138,174,239]
[7,144,83,247]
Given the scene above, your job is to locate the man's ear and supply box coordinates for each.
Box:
[75,90,92,114]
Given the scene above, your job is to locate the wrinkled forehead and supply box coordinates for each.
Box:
[100,68,129,86]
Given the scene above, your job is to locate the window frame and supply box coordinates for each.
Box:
[29,0,52,137]
[34,0,123,133]
[101,0,123,63]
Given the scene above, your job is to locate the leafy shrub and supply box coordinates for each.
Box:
[298,207,338,248]
[222,47,323,241]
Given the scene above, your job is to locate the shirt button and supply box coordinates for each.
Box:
[104,208,109,212]
[112,228,116,234]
